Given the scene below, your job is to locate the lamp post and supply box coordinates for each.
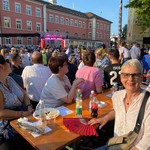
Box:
[118,0,122,45]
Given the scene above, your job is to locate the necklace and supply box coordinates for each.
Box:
[124,90,142,106]
[125,97,131,106]
[124,97,132,111]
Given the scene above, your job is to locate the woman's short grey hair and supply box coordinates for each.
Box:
[121,59,143,74]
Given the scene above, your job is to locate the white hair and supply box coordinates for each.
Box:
[121,59,143,74]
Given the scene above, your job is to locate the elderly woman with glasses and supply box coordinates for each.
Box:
[0,55,33,145]
[40,55,84,108]
[88,59,150,150]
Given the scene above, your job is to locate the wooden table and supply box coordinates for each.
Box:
[10,90,113,150]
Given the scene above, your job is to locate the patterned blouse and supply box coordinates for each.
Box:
[0,76,24,140]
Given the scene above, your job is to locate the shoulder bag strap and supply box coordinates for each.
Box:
[134,91,150,133]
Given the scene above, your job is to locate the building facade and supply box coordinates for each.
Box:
[127,7,150,45]
[0,0,112,48]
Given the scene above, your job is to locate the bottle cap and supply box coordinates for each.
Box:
[91,90,94,94]
[77,89,81,93]
[93,93,97,96]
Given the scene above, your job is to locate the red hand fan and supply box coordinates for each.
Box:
[63,118,98,136]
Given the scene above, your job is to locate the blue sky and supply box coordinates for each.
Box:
[56,0,129,35]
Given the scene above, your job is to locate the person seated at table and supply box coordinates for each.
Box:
[0,48,10,60]
[51,49,59,58]
[11,53,23,76]
[94,48,110,70]
[94,48,104,80]
[22,51,52,110]
[0,55,33,147]
[9,72,24,89]
[104,49,122,89]
[88,59,150,150]
[2,58,24,89]
[78,50,89,69]
[142,49,150,72]
[40,54,84,108]
[76,51,103,99]
[64,54,78,85]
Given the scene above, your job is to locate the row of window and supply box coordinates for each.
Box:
[4,17,109,39]
[96,22,109,31]
[3,0,41,17]
[5,36,109,46]
[4,17,109,40]
[4,17,41,31]
[89,22,109,30]
[5,37,33,45]
[49,14,110,31]
[49,15,86,28]
[4,34,109,46]
[88,32,110,40]
[3,0,110,31]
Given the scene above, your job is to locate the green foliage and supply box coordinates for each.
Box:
[125,0,150,31]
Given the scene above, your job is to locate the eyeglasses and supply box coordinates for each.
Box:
[121,73,141,80]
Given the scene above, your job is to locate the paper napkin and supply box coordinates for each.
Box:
[31,121,52,138]
[56,106,73,116]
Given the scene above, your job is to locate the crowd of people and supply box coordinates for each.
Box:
[0,42,150,150]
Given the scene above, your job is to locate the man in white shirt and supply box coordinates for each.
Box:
[22,51,52,109]
[130,42,141,60]
[119,42,131,64]
[20,49,31,68]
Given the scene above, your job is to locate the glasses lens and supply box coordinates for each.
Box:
[121,73,141,79]
[122,73,129,78]
[133,73,141,79]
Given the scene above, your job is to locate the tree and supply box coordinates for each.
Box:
[122,24,127,40]
[125,0,150,32]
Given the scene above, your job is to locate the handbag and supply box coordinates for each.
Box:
[107,91,150,150]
